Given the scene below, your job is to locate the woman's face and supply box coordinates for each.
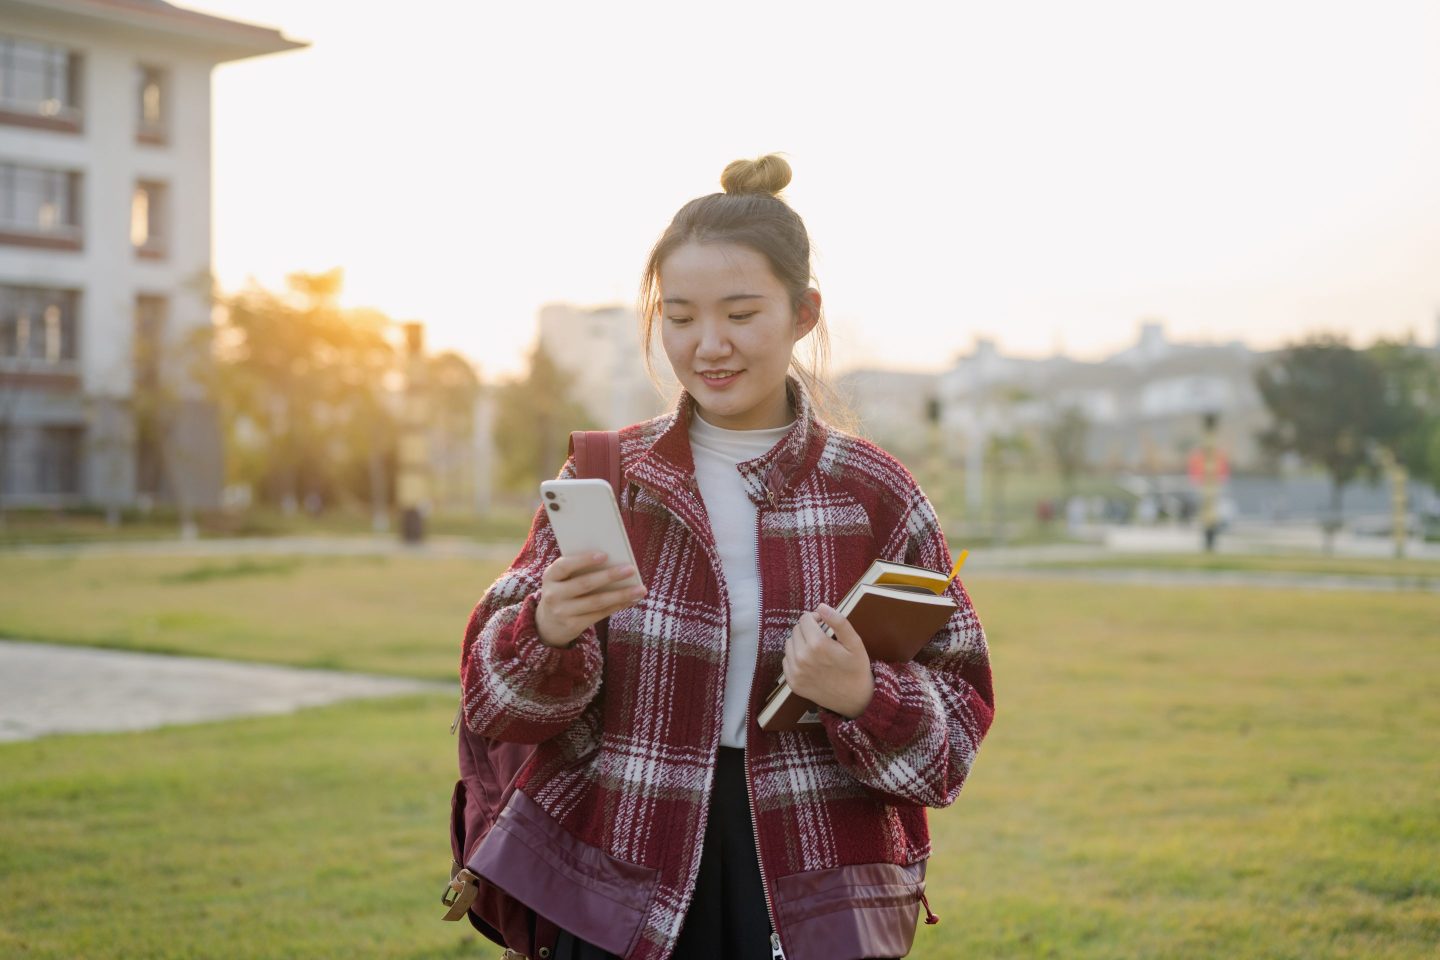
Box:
[658,241,819,431]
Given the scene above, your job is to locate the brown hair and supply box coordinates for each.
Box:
[639,154,852,429]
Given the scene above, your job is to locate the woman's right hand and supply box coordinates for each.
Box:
[535,552,646,648]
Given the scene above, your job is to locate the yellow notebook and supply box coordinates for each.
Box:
[757,553,968,732]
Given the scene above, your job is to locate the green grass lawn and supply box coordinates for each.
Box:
[0,504,536,547]
[0,694,476,960]
[944,579,1440,959]
[1,558,1437,958]
[0,553,505,680]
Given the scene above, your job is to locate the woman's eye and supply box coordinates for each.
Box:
[730,312,757,321]
[666,316,691,325]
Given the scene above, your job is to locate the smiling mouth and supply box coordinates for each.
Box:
[699,370,740,380]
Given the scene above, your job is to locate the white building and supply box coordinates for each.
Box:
[537,302,666,430]
[841,321,1271,488]
[0,0,300,509]
[833,367,940,462]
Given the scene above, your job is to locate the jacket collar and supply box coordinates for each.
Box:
[629,375,829,508]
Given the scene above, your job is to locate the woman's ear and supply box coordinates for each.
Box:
[793,288,822,341]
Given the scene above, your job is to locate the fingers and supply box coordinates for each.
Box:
[545,555,637,596]
[783,618,800,672]
[565,563,639,599]
[815,604,863,651]
[783,621,801,687]
[784,613,824,691]
[786,613,815,658]
[543,552,609,584]
[568,583,647,619]
[785,607,873,715]
[796,612,826,647]
[537,553,644,645]
[787,608,864,673]
[537,577,644,647]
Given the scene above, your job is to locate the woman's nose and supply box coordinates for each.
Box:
[696,321,731,359]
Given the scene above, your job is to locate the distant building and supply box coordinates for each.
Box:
[424,349,489,515]
[0,0,301,509]
[842,320,1271,477]
[537,303,666,430]
[834,367,940,463]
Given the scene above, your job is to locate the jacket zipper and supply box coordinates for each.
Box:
[747,486,786,960]
[646,468,789,957]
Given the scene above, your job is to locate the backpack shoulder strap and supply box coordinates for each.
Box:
[448,428,625,738]
[568,430,623,496]
[567,430,625,656]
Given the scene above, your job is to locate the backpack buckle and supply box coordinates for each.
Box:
[441,864,480,920]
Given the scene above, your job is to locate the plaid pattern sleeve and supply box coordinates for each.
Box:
[820,490,995,807]
[460,457,606,745]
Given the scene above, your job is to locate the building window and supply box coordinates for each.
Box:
[136,64,167,144]
[131,180,167,258]
[37,425,84,495]
[0,284,78,365]
[0,424,83,497]
[0,35,83,132]
[134,295,168,496]
[134,294,167,391]
[0,162,82,249]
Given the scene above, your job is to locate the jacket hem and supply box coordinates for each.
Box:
[773,860,927,960]
[469,789,659,958]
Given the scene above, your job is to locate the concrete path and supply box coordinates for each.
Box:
[0,639,452,743]
[972,566,1440,594]
[1099,522,1440,559]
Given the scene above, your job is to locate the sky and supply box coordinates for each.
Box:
[190,0,1440,379]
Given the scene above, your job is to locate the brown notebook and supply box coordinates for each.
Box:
[757,560,958,731]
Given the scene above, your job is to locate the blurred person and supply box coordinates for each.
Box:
[1089,494,1107,522]
[1138,495,1159,525]
[459,155,995,960]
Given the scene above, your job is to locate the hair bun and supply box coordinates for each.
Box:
[720,154,792,196]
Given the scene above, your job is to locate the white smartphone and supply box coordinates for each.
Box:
[539,479,643,590]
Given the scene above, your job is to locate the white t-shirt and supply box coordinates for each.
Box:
[688,412,793,749]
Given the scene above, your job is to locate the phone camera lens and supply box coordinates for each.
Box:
[548,503,560,511]
[544,491,556,500]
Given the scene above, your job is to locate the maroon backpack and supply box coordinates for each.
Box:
[442,431,623,957]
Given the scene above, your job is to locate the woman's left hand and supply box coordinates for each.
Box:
[783,604,875,720]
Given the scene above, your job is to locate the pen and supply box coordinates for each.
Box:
[946,549,970,585]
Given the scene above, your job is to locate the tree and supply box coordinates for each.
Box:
[492,341,593,494]
[972,385,1035,541]
[984,431,1031,544]
[209,270,400,512]
[327,306,400,524]
[1254,336,1413,551]
[1427,422,1440,494]
[0,348,34,529]
[126,311,215,536]
[427,351,482,513]
[1045,405,1090,497]
[1368,340,1440,483]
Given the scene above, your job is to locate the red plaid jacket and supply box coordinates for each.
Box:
[460,380,994,960]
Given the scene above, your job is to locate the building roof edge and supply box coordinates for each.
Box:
[1,0,307,61]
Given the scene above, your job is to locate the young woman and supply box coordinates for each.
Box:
[460,155,995,960]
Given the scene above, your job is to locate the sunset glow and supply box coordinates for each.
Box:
[192,0,1440,378]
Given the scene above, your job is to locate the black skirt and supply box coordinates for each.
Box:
[551,747,773,960]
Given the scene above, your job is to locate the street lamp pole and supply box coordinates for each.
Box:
[1200,411,1221,553]
[1376,447,1408,559]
